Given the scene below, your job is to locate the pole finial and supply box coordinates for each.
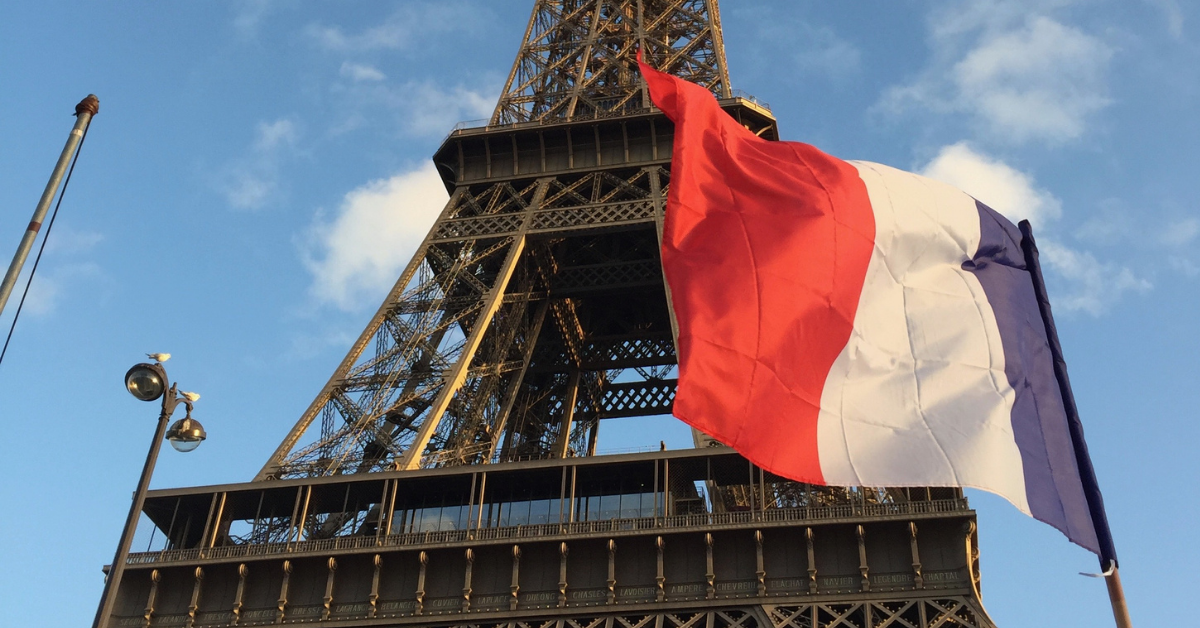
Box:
[75,94,99,117]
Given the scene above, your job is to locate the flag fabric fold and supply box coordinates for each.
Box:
[639,55,1115,562]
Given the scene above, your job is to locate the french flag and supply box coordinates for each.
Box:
[639,57,1116,563]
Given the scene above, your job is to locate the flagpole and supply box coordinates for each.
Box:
[1105,568,1132,628]
[0,94,98,319]
[1018,220,1132,628]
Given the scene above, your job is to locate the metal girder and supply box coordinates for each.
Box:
[551,369,582,458]
[550,259,661,296]
[395,235,532,470]
[598,378,677,418]
[421,263,548,467]
[532,332,676,372]
[432,198,657,242]
[492,0,731,124]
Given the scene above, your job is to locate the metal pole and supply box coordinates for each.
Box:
[92,387,175,628]
[0,95,98,318]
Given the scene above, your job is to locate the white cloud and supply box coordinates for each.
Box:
[1145,0,1185,39]
[307,23,401,52]
[21,274,60,316]
[2,229,106,318]
[329,77,497,137]
[926,0,1078,41]
[955,17,1111,142]
[880,4,1112,143]
[306,2,482,52]
[1074,202,1200,254]
[223,173,276,210]
[920,143,1150,314]
[1039,241,1151,315]
[1073,201,1132,247]
[801,29,861,77]
[286,326,357,360]
[399,82,495,135]
[1161,218,1200,247]
[309,3,498,139]
[749,17,861,79]
[44,227,103,255]
[218,117,300,210]
[254,119,297,151]
[1073,206,1199,280]
[1169,257,1200,277]
[21,262,103,316]
[340,62,386,83]
[233,0,272,39]
[304,163,447,310]
[919,142,1061,225]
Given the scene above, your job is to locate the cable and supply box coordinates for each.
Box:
[0,120,91,368]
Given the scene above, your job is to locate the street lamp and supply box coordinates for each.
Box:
[91,355,208,628]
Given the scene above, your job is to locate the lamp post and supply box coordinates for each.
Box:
[91,356,207,628]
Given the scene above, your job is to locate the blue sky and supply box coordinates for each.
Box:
[1,1,1196,626]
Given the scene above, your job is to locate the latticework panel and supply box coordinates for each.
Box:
[765,600,991,628]
[259,164,679,479]
[533,332,676,371]
[493,0,731,124]
[599,379,676,418]
[122,601,992,628]
[429,172,659,252]
[269,233,537,478]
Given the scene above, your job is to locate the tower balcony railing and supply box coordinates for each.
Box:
[443,92,772,144]
[730,89,770,110]
[126,497,969,566]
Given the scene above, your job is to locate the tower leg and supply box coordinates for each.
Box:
[396,234,528,471]
[396,178,551,470]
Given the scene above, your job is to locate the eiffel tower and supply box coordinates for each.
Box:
[100,3,997,627]
[253,0,753,481]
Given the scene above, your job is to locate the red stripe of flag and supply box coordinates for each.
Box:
[640,54,876,484]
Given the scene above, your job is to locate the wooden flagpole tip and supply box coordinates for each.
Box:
[1105,567,1133,628]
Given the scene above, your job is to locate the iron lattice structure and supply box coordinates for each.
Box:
[492,0,731,124]
[102,4,999,627]
[257,0,761,482]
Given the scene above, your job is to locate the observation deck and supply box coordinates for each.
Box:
[108,448,987,627]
